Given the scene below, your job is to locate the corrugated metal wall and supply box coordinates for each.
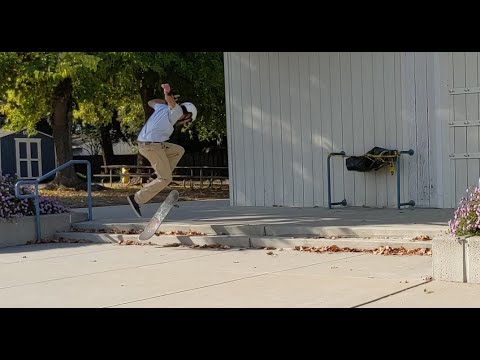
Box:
[225,52,448,208]
[442,52,480,208]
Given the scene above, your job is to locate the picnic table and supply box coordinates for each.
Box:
[94,165,228,188]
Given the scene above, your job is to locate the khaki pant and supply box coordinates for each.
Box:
[134,142,185,204]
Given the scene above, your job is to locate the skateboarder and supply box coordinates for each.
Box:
[127,83,197,218]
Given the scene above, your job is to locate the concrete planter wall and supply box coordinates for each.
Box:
[0,212,88,248]
[433,236,480,284]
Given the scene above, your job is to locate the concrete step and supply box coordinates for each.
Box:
[53,231,431,250]
[71,221,446,239]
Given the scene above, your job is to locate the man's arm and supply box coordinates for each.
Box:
[147,99,166,109]
[161,83,178,110]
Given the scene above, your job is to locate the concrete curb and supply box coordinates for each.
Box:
[72,221,447,239]
[54,232,251,248]
[250,237,432,250]
[54,231,431,250]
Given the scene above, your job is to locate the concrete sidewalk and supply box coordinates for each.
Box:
[1,242,479,308]
[72,200,454,238]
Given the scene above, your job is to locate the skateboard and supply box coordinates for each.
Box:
[139,190,179,241]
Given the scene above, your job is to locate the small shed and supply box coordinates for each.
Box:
[0,129,56,179]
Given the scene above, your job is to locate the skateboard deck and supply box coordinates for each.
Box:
[139,190,179,241]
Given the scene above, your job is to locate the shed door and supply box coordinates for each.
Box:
[15,139,42,179]
[447,53,480,207]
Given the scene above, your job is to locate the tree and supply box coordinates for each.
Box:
[0,52,100,187]
[163,52,226,144]
[73,111,134,170]
[96,52,227,143]
[0,52,227,187]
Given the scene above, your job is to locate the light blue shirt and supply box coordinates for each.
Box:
[137,103,183,143]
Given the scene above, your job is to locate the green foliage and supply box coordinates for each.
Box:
[163,52,226,143]
[0,52,226,143]
[0,52,100,135]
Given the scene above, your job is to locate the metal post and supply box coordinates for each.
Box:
[35,183,41,242]
[397,149,415,209]
[327,151,347,209]
[87,161,92,221]
[396,154,401,209]
[15,160,94,243]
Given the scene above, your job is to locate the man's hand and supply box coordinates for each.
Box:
[161,83,177,109]
[161,83,171,95]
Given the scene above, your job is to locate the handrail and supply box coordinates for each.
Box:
[15,160,92,242]
[327,149,415,209]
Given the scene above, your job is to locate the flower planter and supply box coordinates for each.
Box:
[0,212,88,248]
[433,236,480,284]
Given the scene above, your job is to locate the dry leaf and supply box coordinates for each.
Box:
[266,251,274,255]
[293,244,431,256]
[414,235,432,241]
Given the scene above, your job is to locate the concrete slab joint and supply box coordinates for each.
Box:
[433,235,480,284]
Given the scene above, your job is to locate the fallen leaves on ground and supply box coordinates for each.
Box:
[294,245,432,256]
[39,185,229,208]
[118,239,155,246]
[413,235,432,241]
[188,244,231,249]
[27,237,92,245]
[160,231,205,236]
[72,228,205,236]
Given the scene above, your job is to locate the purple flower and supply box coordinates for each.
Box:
[0,176,69,219]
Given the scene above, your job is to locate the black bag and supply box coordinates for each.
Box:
[346,147,397,172]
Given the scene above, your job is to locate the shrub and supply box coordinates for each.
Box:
[0,174,69,219]
[449,186,480,237]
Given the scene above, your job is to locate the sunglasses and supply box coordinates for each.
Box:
[180,105,192,121]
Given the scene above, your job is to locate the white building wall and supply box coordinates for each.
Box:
[224,52,463,208]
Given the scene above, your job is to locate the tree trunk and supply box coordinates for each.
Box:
[100,124,114,172]
[51,77,79,188]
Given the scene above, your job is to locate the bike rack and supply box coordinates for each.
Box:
[15,160,93,242]
[327,149,415,209]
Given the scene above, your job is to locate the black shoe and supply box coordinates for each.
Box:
[127,195,142,218]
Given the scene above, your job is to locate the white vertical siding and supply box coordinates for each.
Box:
[250,52,264,206]
[340,53,354,208]
[224,52,235,206]
[259,52,274,207]
[443,52,480,208]
[279,55,293,207]
[362,52,377,207]
[465,53,479,195]
[309,52,323,207]
[224,52,454,208]
[299,53,314,207]
[270,53,284,206]
[414,52,430,207]
[351,52,365,206]
[453,53,468,206]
